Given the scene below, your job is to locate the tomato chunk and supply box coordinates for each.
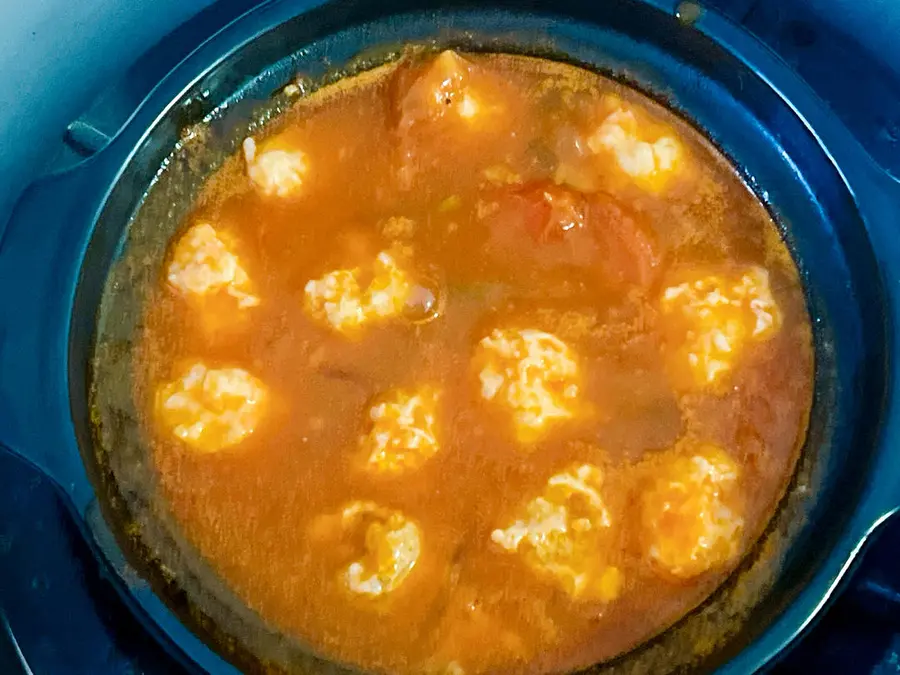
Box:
[395,50,475,132]
[591,193,661,287]
[479,183,661,288]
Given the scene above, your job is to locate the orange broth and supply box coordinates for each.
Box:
[135,51,813,675]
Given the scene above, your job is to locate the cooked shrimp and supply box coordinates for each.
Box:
[641,444,744,579]
[156,363,267,452]
[492,464,622,601]
[475,328,579,442]
[660,266,781,386]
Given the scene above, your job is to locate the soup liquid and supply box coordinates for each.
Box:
[135,52,813,674]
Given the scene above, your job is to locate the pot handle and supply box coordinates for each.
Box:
[851,162,900,526]
[0,165,240,675]
[0,164,100,515]
[48,0,260,174]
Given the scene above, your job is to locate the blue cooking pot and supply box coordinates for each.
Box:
[1,0,898,672]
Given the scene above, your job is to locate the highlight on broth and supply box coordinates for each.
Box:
[136,48,813,675]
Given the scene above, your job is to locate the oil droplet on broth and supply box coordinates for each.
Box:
[403,269,446,325]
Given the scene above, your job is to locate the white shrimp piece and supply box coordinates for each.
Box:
[475,328,579,442]
[641,444,744,579]
[423,583,533,674]
[337,501,422,597]
[304,268,367,333]
[167,223,259,308]
[365,251,414,319]
[303,250,414,335]
[588,108,681,188]
[492,464,622,601]
[243,136,308,197]
[660,266,782,386]
[156,363,267,452]
[362,387,440,474]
